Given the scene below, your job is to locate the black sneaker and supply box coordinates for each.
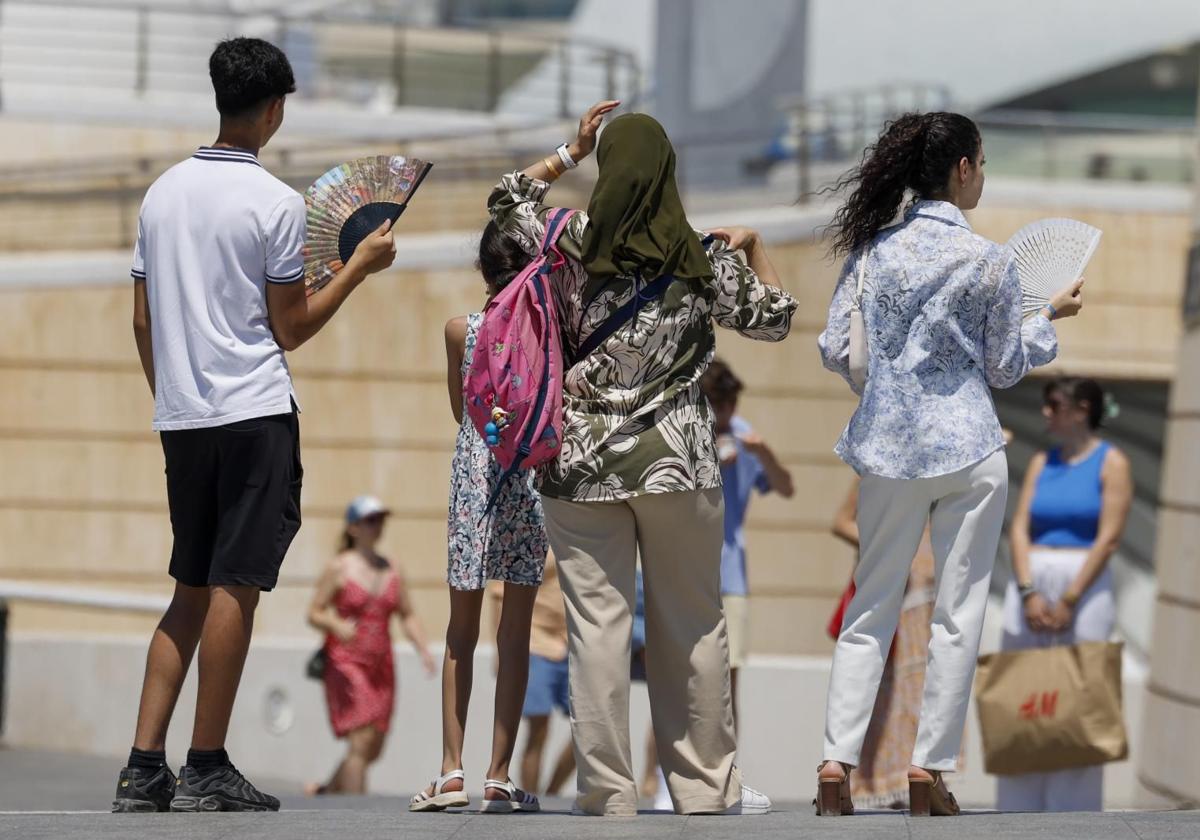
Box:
[111,765,177,813]
[170,763,280,812]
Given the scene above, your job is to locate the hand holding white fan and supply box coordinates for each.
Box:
[1006,218,1099,318]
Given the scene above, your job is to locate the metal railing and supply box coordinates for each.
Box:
[777,86,1196,201]
[0,123,600,251]
[0,0,640,116]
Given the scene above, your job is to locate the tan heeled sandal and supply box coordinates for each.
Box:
[814,761,855,816]
[908,770,960,817]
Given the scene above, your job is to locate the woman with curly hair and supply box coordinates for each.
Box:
[814,112,1085,816]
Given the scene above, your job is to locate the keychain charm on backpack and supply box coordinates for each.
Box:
[485,407,510,447]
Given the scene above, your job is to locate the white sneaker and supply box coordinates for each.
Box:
[717,784,771,815]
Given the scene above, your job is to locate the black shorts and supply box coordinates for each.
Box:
[161,409,302,591]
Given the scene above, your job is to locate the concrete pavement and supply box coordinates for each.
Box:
[2,747,1198,840]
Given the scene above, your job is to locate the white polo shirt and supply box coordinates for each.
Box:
[132,146,305,431]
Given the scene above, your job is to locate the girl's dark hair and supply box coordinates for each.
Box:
[477,221,529,293]
[338,529,355,552]
[826,112,981,255]
[1044,377,1107,430]
[701,357,744,405]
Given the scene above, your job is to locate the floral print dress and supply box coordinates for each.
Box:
[446,312,547,591]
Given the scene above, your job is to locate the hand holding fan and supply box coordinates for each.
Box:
[1006,218,1101,316]
[303,155,433,294]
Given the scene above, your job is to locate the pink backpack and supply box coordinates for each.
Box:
[465,208,576,514]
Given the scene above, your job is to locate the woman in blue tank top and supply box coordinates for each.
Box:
[997,378,1132,812]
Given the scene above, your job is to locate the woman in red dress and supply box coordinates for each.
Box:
[306,495,437,794]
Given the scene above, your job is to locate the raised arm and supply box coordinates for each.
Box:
[706,233,797,342]
[486,100,618,259]
[266,193,397,352]
[983,253,1083,388]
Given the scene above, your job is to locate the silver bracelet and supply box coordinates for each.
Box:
[556,143,578,170]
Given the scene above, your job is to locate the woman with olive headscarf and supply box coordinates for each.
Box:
[486,103,797,817]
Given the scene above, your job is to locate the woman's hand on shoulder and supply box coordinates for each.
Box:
[706,226,762,255]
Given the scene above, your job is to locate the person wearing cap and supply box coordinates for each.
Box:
[306,495,436,795]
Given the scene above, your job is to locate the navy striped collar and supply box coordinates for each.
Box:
[192,146,262,166]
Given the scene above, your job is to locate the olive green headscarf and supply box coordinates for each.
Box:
[580,113,713,282]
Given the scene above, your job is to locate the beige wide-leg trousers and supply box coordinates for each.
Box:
[542,488,741,816]
[824,449,1009,772]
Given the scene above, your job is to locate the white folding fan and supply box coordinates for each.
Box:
[1006,218,1102,316]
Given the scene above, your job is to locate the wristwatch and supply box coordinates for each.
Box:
[555,143,579,171]
[1017,581,1037,601]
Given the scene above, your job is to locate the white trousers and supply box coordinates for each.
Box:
[824,449,1008,771]
[995,548,1115,812]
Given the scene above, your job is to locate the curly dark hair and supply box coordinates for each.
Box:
[209,37,296,118]
[476,220,529,294]
[825,112,981,256]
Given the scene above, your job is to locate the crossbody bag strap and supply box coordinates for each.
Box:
[854,247,868,308]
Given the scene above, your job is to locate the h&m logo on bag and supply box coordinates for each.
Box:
[1018,690,1059,720]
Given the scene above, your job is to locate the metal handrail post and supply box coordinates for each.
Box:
[135,5,149,97]
[392,24,406,107]
[486,29,501,112]
[558,41,570,119]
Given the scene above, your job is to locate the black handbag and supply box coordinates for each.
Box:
[306,648,327,681]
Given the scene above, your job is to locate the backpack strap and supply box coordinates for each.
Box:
[567,234,717,367]
[539,208,577,260]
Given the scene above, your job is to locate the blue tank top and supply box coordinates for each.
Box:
[1028,441,1110,548]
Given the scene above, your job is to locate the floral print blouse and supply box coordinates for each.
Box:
[818,200,1058,480]
[488,172,798,503]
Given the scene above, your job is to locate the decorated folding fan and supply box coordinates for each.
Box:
[303,155,433,294]
[1006,218,1101,317]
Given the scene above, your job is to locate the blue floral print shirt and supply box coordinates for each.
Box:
[818,200,1058,479]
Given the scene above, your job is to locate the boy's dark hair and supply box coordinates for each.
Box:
[477,221,529,293]
[209,37,296,118]
[702,358,743,405]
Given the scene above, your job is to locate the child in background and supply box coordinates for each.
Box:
[701,359,794,727]
[409,223,548,814]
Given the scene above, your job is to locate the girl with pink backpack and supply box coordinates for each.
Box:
[408,223,549,815]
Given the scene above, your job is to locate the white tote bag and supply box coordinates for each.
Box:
[848,249,869,389]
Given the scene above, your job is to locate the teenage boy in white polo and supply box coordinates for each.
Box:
[113,37,397,813]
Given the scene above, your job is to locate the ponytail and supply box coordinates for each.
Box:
[825,111,981,256]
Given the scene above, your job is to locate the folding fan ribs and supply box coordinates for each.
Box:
[303,155,433,294]
[1006,218,1101,317]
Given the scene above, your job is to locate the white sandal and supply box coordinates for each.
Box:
[481,778,540,813]
[409,769,469,812]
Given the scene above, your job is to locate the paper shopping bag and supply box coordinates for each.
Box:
[974,641,1128,775]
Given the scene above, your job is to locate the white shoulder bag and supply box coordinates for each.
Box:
[848,249,869,389]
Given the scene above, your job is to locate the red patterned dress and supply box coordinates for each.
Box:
[323,573,398,737]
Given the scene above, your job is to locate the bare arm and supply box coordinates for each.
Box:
[517,100,620,184]
[1063,447,1133,604]
[1011,452,1053,631]
[444,316,468,424]
[132,278,154,396]
[741,433,794,498]
[831,478,860,548]
[307,557,355,641]
[393,571,437,676]
[266,220,396,352]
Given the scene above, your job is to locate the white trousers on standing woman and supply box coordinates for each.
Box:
[824,449,1008,771]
